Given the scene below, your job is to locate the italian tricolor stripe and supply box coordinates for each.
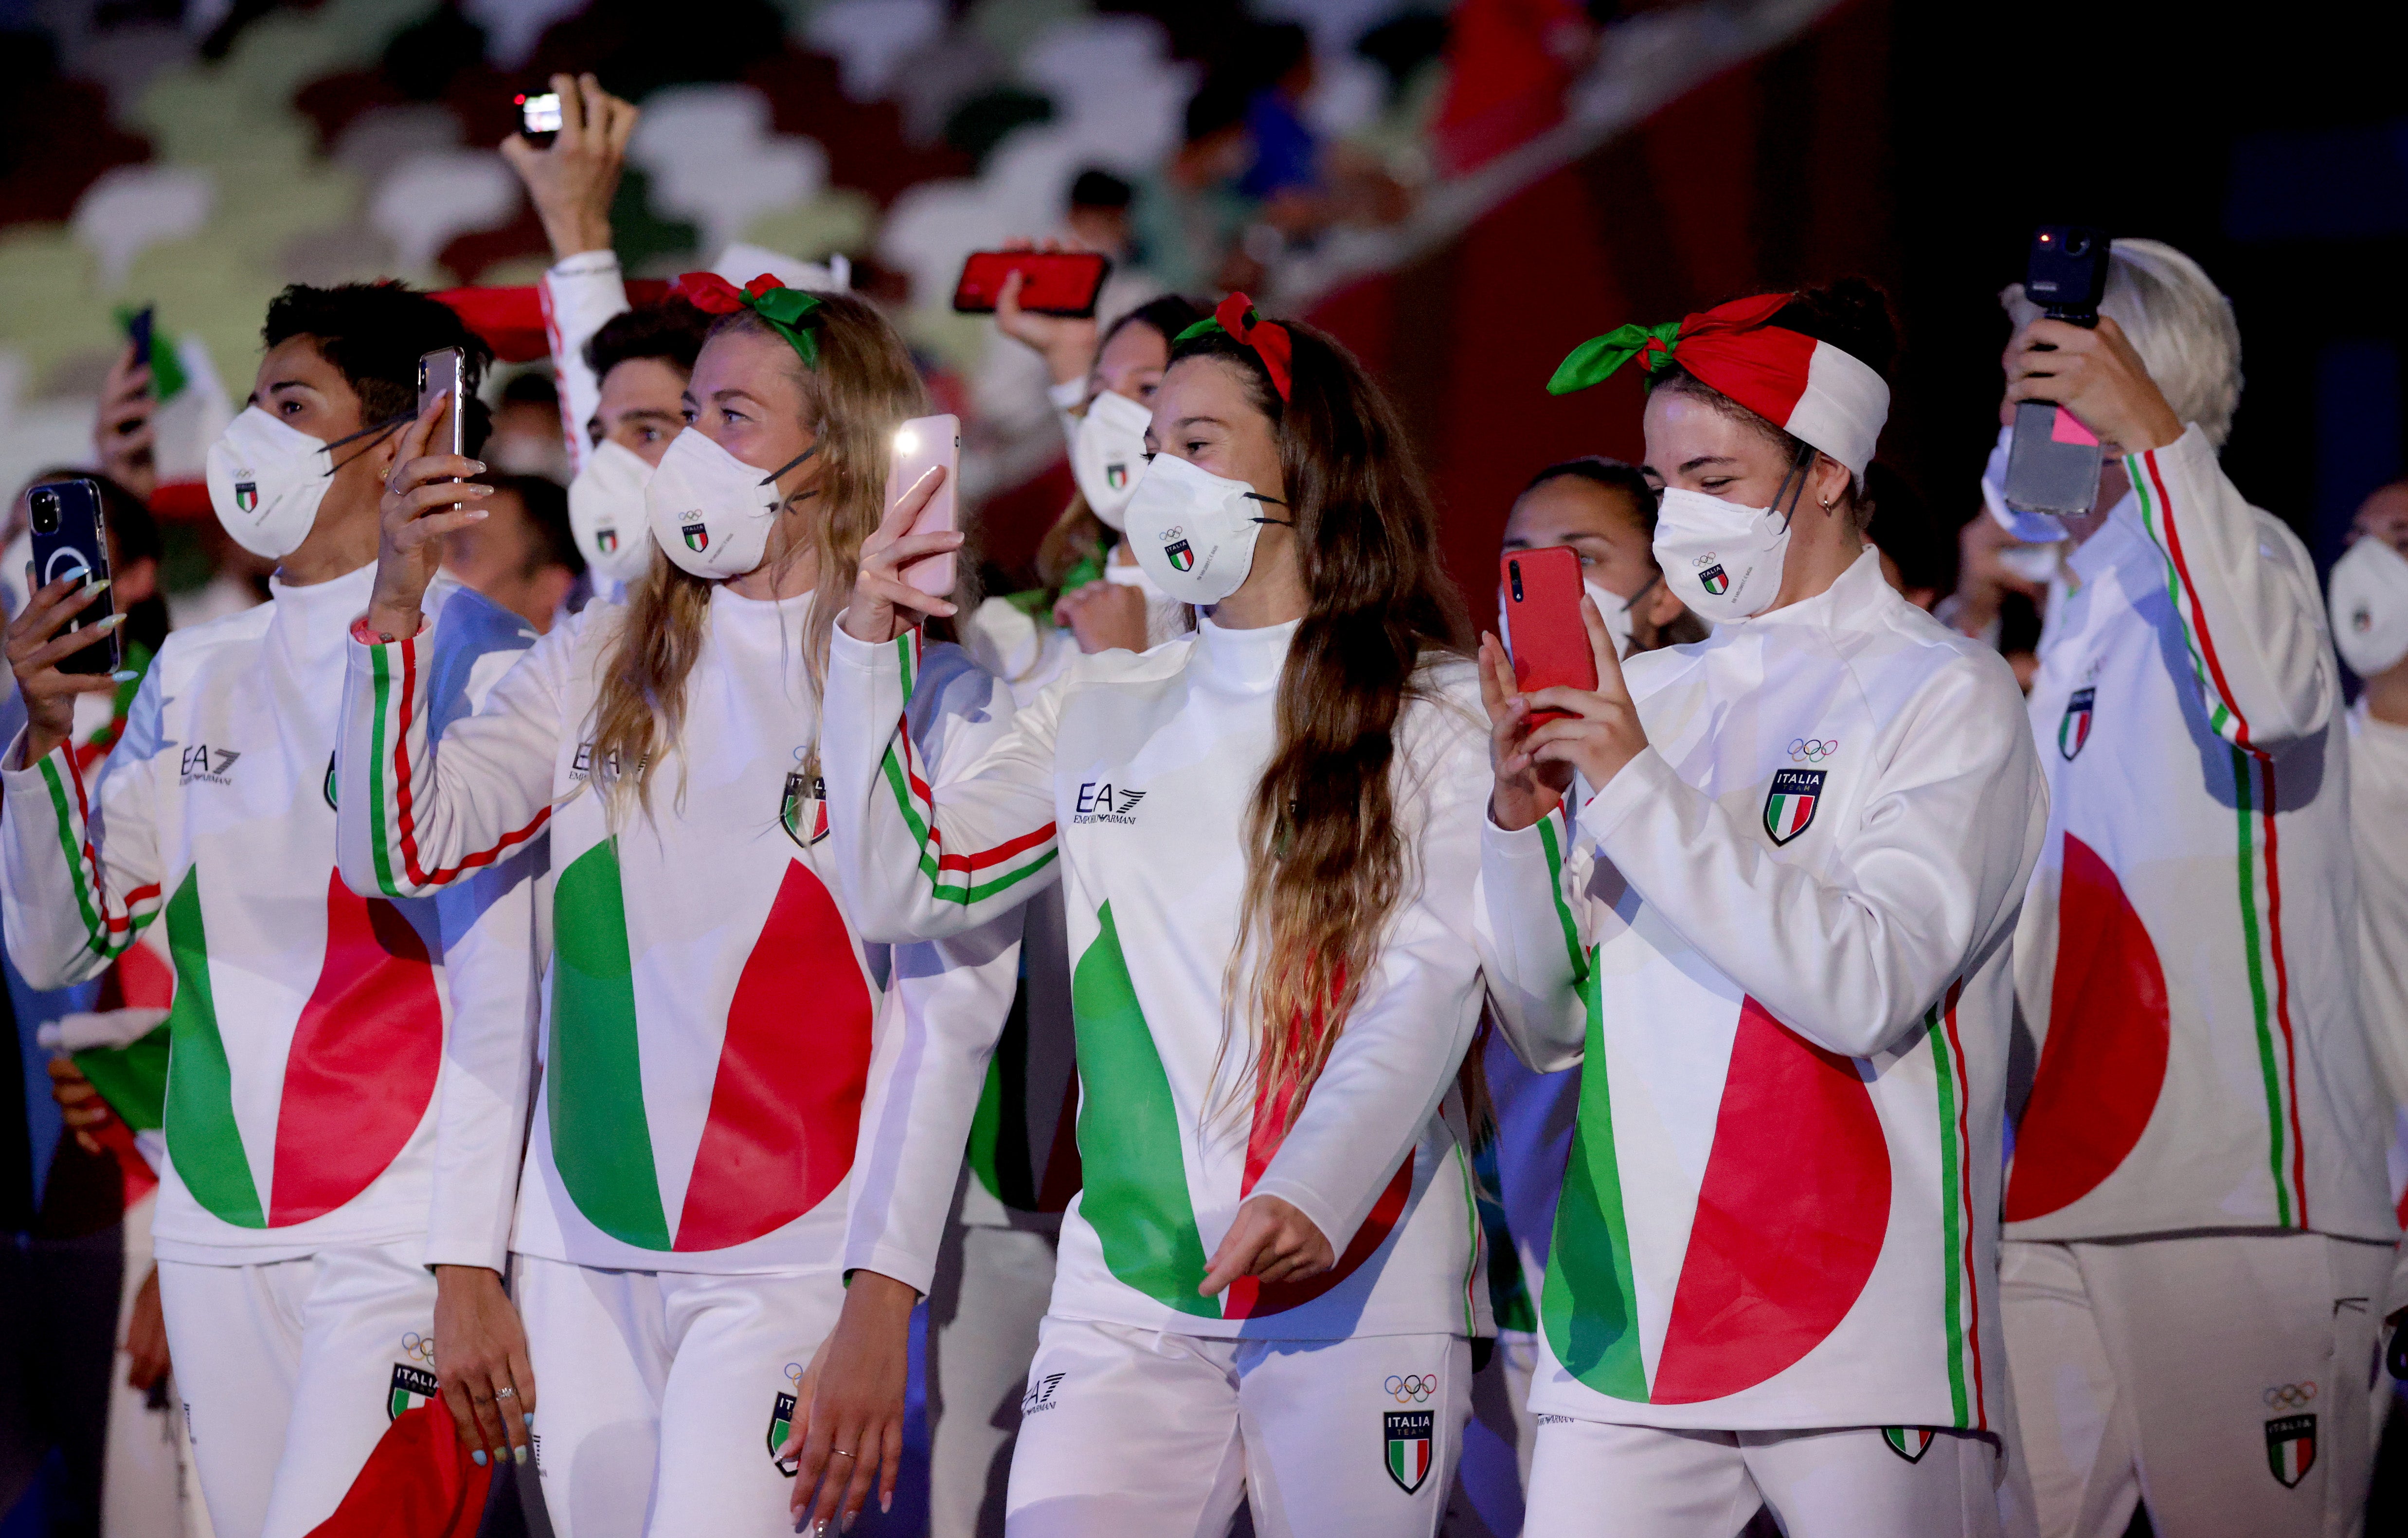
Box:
[36,750,160,961]
[363,633,550,896]
[2232,749,2308,1226]
[875,630,1058,907]
[2130,447,2257,753]
[1926,984,1983,1429]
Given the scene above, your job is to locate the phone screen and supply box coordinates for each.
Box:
[517,92,562,148]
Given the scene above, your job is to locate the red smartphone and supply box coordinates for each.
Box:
[1500,546,1596,723]
[889,414,961,597]
[952,251,1111,317]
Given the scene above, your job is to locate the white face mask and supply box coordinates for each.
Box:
[1652,485,1796,622]
[1982,422,2070,544]
[1072,390,1153,532]
[1123,451,1289,607]
[2329,536,2408,679]
[568,438,660,586]
[1102,555,1190,648]
[204,406,402,560]
[1498,575,1650,662]
[644,428,814,580]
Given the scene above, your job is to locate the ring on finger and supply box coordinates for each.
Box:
[829,1449,855,1459]
[495,1386,516,1400]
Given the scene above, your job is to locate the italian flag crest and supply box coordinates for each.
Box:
[1383,1411,1433,1494]
[1884,1426,1935,1463]
[780,769,829,849]
[1763,768,1824,845]
[769,1391,799,1475]
[1165,538,1195,572]
[596,527,618,554]
[682,522,710,553]
[2265,1414,2315,1487]
[234,481,258,514]
[1105,461,1128,491]
[388,1363,438,1421]
[1698,561,1729,596]
[2058,686,2095,760]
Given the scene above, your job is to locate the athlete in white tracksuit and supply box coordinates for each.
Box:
[1992,247,2397,1538]
[1482,287,2047,1537]
[822,301,1494,1536]
[339,287,1022,1538]
[2,569,533,1538]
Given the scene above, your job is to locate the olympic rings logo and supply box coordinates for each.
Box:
[1385,1375,1435,1403]
[1692,554,1719,569]
[2263,1382,2317,1408]
[785,1362,807,1388]
[402,1332,435,1365]
[1789,738,1839,763]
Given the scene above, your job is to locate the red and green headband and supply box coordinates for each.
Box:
[1175,291,1293,402]
[1545,292,1889,480]
[674,271,827,369]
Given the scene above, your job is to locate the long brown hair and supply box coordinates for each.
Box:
[589,295,929,815]
[1169,321,1474,1125]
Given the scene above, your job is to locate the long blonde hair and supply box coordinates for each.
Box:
[589,295,928,814]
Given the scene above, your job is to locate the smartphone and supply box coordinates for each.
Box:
[1500,546,1595,724]
[417,347,468,459]
[26,479,119,677]
[2003,224,2113,518]
[952,251,1111,317]
[516,92,562,148]
[889,414,961,597]
[125,305,154,369]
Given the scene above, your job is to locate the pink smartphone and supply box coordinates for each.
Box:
[889,413,960,597]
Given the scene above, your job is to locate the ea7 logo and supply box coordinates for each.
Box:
[179,745,240,785]
[1070,781,1145,825]
[1021,1372,1065,1416]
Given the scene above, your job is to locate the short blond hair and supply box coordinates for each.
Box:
[2002,237,2243,447]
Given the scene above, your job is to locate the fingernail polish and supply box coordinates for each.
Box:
[84,577,111,595]
[95,613,125,631]
[110,670,137,683]
[523,1412,535,1428]
[881,1493,892,1515]
[472,1450,487,1467]
[513,1445,527,1465]
[469,461,488,473]
[840,1513,856,1534]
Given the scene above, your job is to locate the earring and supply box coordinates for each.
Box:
[1819,496,1835,511]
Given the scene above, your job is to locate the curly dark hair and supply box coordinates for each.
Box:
[261,282,494,452]
[583,299,712,383]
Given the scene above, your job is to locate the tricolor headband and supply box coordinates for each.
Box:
[675,271,827,369]
[1175,292,1293,402]
[1546,292,1890,480]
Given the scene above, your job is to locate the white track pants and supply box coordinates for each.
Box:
[1524,1416,2003,1538]
[1004,1316,1470,1537]
[103,1191,213,1538]
[1444,1332,1542,1538]
[157,1240,436,1538]
[927,1212,1058,1538]
[513,1255,844,1538]
[1999,1233,2392,1538]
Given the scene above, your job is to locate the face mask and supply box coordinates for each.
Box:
[1071,389,1153,531]
[1983,422,2071,544]
[1653,485,1797,622]
[644,428,815,580]
[1102,555,1190,648]
[204,406,403,560]
[568,439,660,585]
[1123,452,1289,606]
[2329,536,2408,679]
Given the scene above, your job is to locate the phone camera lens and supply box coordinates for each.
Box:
[29,490,60,535]
[2064,233,2091,258]
[1509,560,1524,602]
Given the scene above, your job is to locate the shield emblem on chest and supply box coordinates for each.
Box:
[2059,686,2095,760]
[2265,1413,2316,1487]
[781,770,829,848]
[1763,768,1824,846]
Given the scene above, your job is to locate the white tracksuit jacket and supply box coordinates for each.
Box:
[2010,429,2396,1244]
[0,566,536,1262]
[540,250,629,478]
[1477,549,2046,1431]
[2344,703,2408,1225]
[818,616,1494,1340]
[334,590,1021,1288]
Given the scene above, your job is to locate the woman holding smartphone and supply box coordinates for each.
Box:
[822,294,1493,1534]
[1476,282,2047,1537]
[335,276,1022,1538]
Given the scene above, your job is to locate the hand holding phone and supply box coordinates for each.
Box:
[516,92,563,148]
[888,415,961,597]
[2003,224,2111,518]
[1499,546,1596,723]
[22,479,121,678]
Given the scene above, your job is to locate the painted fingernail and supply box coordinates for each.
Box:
[468,461,487,473]
[83,577,111,595]
[110,670,138,683]
[522,1411,535,1428]
[840,1513,856,1534]
[472,1450,487,1466]
[513,1445,527,1465]
[881,1493,892,1515]
[95,613,126,632]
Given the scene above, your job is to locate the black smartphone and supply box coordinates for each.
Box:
[2003,224,2113,518]
[516,91,562,149]
[26,478,119,676]
[126,304,154,370]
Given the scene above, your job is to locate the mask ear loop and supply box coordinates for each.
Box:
[1771,441,1818,532]
[1622,570,1662,613]
[761,444,821,510]
[1244,491,1292,527]
[322,412,417,478]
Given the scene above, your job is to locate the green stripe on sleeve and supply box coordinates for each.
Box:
[365,639,401,897]
[1927,1007,1970,1428]
[1535,810,1591,985]
[37,757,113,960]
[159,870,264,1227]
[2230,748,2291,1226]
[548,840,673,1251]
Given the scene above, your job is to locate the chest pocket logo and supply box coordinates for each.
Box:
[780,770,829,848]
[2059,686,2095,760]
[1763,768,1824,846]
